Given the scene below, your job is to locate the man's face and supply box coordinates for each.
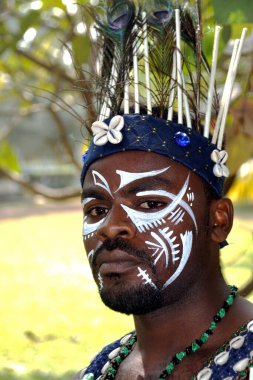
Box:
[82,151,211,314]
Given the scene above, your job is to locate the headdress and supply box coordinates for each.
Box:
[80,0,246,197]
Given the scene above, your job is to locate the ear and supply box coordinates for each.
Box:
[210,198,234,243]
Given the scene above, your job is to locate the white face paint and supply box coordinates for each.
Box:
[162,230,193,289]
[87,249,94,262]
[146,232,170,267]
[84,165,197,290]
[137,267,157,289]
[83,167,171,240]
[82,197,96,207]
[83,216,106,240]
[187,187,195,207]
[115,167,170,192]
[159,227,180,264]
[168,207,186,225]
[92,170,113,196]
[82,170,113,240]
[122,173,197,288]
[146,227,180,268]
[121,175,198,234]
[98,272,103,291]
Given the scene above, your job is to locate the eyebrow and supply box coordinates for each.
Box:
[123,176,172,195]
[81,187,108,201]
[81,176,172,200]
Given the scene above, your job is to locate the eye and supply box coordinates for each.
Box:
[88,206,109,217]
[139,200,165,209]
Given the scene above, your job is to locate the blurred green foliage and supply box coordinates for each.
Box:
[212,0,253,24]
[0,141,20,172]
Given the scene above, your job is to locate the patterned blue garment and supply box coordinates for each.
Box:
[75,320,253,380]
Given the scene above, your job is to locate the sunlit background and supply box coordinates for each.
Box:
[0,0,252,379]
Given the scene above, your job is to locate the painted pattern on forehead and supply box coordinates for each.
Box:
[92,170,113,197]
[115,167,170,192]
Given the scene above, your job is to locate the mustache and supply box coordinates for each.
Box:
[92,237,155,269]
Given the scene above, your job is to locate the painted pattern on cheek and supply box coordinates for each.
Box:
[83,216,106,240]
[146,227,180,268]
[159,227,180,264]
[146,232,170,267]
[162,230,193,289]
[98,272,103,291]
[168,207,186,225]
[87,249,94,262]
[137,267,157,289]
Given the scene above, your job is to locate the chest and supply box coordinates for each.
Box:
[115,351,209,380]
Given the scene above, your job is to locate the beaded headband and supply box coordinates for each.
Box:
[80,1,246,197]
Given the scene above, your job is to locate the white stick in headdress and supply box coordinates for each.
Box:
[204,25,222,138]
[99,58,118,120]
[124,76,130,114]
[175,9,183,124]
[142,12,152,115]
[216,28,247,149]
[133,25,140,114]
[182,75,192,129]
[212,28,247,148]
[211,39,239,143]
[167,52,177,121]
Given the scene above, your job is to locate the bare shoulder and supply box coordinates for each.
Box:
[237,296,253,318]
[230,296,253,330]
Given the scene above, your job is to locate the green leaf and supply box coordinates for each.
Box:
[0,141,21,172]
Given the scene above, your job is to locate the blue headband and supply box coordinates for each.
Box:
[81,114,225,197]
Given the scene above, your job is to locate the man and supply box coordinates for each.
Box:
[74,2,253,379]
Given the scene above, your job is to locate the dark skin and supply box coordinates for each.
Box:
[80,151,253,380]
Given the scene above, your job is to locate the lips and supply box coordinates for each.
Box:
[96,250,140,275]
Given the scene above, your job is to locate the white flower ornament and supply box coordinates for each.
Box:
[211,149,229,178]
[91,115,124,146]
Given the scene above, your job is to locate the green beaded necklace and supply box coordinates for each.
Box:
[102,285,238,380]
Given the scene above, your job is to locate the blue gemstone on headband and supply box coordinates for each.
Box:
[82,151,88,162]
[174,132,190,147]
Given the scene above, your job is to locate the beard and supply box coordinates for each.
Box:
[92,237,166,315]
[99,281,165,315]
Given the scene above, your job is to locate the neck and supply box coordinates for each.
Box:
[133,275,229,359]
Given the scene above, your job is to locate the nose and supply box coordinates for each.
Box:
[96,205,136,241]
